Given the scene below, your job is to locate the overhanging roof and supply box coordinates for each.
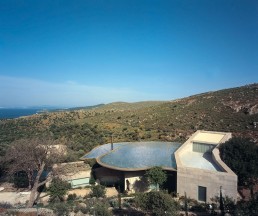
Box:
[83,142,181,171]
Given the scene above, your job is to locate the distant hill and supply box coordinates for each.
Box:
[64,104,105,111]
[0,83,258,159]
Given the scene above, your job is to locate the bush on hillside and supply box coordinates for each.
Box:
[92,202,112,216]
[52,202,70,216]
[90,185,106,198]
[219,137,258,199]
[134,191,179,216]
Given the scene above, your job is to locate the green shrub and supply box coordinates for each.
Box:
[236,198,258,215]
[210,195,237,214]
[190,203,206,212]
[220,137,258,189]
[89,175,96,185]
[52,202,70,216]
[109,199,118,208]
[92,202,112,216]
[13,172,29,188]
[67,193,77,201]
[74,204,88,214]
[90,185,106,198]
[145,166,167,191]
[48,178,71,202]
[134,191,179,216]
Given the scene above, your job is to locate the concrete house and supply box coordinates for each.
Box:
[175,131,237,202]
[82,130,237,202]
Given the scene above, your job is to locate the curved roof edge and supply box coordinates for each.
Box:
[93,141,180,171]
[80,142,129,160]
[96,156,177,172]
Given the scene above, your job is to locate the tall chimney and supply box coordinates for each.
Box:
[111,134,113,150]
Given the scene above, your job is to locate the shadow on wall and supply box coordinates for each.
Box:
[133,176,149,192]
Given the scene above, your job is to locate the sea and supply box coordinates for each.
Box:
[0,107,59,119]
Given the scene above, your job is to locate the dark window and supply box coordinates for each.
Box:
[198,186,207,202]
[193,142,214,153]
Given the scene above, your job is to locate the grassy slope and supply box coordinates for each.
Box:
[0,84,258,159]
[79,84,258,142]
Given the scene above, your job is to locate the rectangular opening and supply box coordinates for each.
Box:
[193,142,214,153]
[198,186,207,202]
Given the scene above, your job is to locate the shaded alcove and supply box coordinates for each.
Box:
[163,171,177,194]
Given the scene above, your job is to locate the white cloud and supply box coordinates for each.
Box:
[0,75,158,107]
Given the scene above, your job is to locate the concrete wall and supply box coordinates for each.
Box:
[95,167,123,185]
[177,166,237,202]
[124,171,148,193]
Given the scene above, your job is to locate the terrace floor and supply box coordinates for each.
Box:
[180,151,223,172]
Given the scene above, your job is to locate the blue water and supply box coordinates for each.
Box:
[0,108,50,119]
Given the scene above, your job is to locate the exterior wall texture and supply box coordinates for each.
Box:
[177,167,237,202]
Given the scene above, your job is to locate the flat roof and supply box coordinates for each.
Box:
[192,132,225,144]
[61,170,91,180]
[180,151,223,171]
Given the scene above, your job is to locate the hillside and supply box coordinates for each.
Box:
[0,84,258,160]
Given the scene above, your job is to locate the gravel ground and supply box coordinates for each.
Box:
[0,192,30,206]
[0,187,118,206]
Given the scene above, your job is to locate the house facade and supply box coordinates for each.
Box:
[82,130,238,202]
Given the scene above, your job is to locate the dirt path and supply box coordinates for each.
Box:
[68,187,118,198]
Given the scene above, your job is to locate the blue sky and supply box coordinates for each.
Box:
[0,0,257,107]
